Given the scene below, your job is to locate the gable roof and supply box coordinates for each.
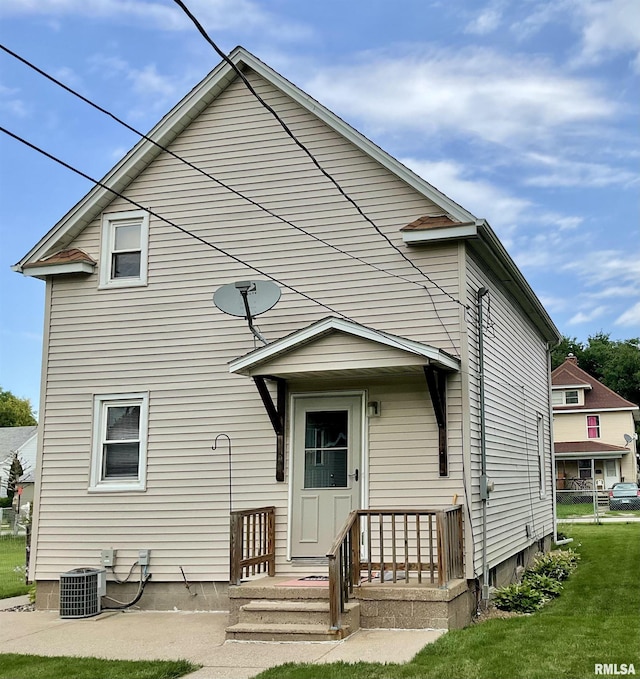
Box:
[12,46,474,272]
[552,358,639,413]
[229,316,461,376]
[0,426,37,462]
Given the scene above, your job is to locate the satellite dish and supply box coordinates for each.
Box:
[624,434,633,444]
[213,280,281,318]
[213,280,281,344]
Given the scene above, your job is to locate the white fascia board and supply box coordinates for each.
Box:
[229,317,460,374]
[20,262,95,278]
[551,383,592,390]
[555,451,625,459]
[401,223,478,244]
[554,407,639,415]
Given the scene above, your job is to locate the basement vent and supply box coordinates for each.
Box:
[59,568,106,619]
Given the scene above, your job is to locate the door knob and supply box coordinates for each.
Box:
[349,469,359,482]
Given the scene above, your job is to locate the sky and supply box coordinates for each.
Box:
[0,0,639,415]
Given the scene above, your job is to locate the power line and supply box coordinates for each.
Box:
[0,44,438,298]
[1,125,354,321]
[171,0,470,315]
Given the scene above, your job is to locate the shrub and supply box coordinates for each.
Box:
[522,572,563,598]
[529,549,580,581]
[493,582,546,613]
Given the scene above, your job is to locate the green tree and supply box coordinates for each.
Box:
[0,388,37,426]
[6,452,24,503]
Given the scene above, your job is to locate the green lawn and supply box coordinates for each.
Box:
[0,536,30,599]
[0,655,196,679]
[255,523,640,679]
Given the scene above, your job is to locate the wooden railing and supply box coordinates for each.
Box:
[326,506,464,631]
[230,506,275,586]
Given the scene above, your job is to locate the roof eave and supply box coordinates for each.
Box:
[19,262,96,279]
[229,317,461,376]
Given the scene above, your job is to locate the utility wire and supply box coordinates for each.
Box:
[171,0,470,314]
[1,125,353,321]
[0,44,437,297]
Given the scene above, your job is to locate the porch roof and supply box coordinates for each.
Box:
[555,440,631,459]
[229,317,461,378]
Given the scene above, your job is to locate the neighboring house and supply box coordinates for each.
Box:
[552,355,639,490]
[0,426,37,500]
[13,47,560,629]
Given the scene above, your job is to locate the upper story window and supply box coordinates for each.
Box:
[100,211,149,288]
[587,415,600,439]
[90,392,148,492]
[552,389,581,406]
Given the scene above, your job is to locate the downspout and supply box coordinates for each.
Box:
[477,287,491,600]
[547,342,573,546]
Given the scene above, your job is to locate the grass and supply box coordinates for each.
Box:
[0,655,197,679]
[556,503,640,519]
[0,536,30,598]
[255,523,640,679]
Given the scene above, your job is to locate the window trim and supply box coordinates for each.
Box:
[99,210,149,288]
[90,392,149,492]
[586,414,600,439]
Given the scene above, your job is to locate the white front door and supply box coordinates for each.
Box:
[290,394,363,558]
[604,459,619,489]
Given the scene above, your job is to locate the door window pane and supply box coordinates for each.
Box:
[304,410,348,488]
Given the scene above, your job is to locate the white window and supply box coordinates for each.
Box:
[552,389,580,406]
[100,211,149,288]
[587,415,600,439]
[90,393,148,491]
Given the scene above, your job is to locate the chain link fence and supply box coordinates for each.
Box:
[1,507,31,598]
[556,487,606,521]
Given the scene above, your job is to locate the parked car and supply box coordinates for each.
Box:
[608,482,640,510]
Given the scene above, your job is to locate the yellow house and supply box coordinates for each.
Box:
[552,355,639,490]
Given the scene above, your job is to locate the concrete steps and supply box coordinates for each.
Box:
[226,597,359,641]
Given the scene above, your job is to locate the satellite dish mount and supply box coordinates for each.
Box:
[213,280,281,345]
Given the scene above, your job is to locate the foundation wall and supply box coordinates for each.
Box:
[35,580,230,612]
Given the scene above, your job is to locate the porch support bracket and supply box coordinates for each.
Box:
[424,365,448,476]
[253,376,286,482]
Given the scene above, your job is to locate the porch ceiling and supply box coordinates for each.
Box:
[228,317,460,379]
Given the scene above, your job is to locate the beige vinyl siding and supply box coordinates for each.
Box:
[247,333,430,375]
[553,410,636,444]
[33,68,464,581]
[287,374,465,509]
[465,251,554,577]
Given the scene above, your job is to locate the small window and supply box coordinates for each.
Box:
[587,415,600,439]
[552,390,580,405]
[564,390,579,405]
[100,211,149,288]
[90,392,148,491]
[578,459,592,479]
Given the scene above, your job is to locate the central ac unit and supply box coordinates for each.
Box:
[59,567,106,618]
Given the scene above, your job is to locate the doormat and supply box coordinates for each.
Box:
[276,576,329,587]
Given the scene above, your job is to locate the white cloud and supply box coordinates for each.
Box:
[0,84,28,117]
[464,3,504,35]
[400,157,530,231]
[615,301,640,327]
[568,306,608,324]
[576,0,640,71]
[303,47,615,147]
[524,152,638,188]
[0,0,311,41]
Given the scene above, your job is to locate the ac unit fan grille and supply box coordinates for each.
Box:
[59,568,104,618]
